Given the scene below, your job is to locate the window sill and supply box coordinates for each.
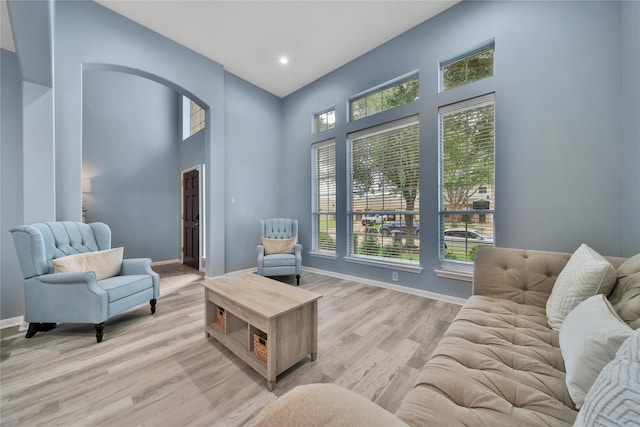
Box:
[344,255,423,273]
[309,250,337,260]
[434,266,473,282]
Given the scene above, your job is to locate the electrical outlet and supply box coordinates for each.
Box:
[392,271,398,281]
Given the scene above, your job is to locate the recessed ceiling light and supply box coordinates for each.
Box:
[279,57,289,65]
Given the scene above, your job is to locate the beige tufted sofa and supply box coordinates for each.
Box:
[253,247,637,427]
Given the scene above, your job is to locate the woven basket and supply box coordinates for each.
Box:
[216,307,225,329]
[254,332,267,363]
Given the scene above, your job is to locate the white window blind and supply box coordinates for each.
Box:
[348,117,419,264]
[312,140,336,253]
[439,93,495,263]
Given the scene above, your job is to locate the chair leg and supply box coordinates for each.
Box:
[150,298,157,314]
[296,274,300,286]
[95,323,104,343]
[25,322,56,338]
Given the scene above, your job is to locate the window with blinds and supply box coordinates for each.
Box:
[348,116,419,264]
[350,75,419,121]
[312,140,337,253]
[439,94,495,263]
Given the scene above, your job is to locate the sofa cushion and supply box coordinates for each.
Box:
[262,253,297,267]
[395,295,577,427]
[51,247,123,280]
[99,274,153,302]
[261,237,296,255]
[609,253,640,329]
[559,294,633,409]
[574,329,640,427]
[546,244,616,331]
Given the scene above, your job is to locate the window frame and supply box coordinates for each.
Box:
[440,43,495,92]
[438,93,496,270]
[313,108,336,134]
[346,115,422,271]
[348,72,419,122]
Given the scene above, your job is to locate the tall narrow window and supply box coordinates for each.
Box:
[441,45,494,91]
[182,96,205,140]
[312,140,336,253]
[439,94,495,263]
[348,116,419,265]
[191,102,205,135]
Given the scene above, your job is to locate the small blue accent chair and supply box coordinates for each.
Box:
[9,221,159,342]
[256,218,302,285]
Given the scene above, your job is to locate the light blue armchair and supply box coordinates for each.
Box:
[9,221,159,342]
[256,218,302,285]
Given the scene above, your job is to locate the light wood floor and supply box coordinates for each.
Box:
[0,268,461,427]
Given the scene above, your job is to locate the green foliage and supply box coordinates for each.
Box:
[360,235,381,256]
[351,76,419,120]
[381,243,403,259]
[442,47,494,90]
[441,102,494,226]
[352,123,420,247]
[318,232,335,251]
[353,231,359,253]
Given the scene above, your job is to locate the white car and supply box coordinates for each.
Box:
[361,214,382,226]
[444,228,493,251]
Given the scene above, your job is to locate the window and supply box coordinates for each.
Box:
[314,109,335,133]
[350,75,419,121]
[312,140,336,254]
[348,116,419,265]
[441,45,494,91]
[439,94,495,263]
[182,96,205,140]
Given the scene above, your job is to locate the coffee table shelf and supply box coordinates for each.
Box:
[202,273,322,390]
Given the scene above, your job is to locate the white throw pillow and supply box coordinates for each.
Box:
[261,237,296,255]
[546,244,617,331]
[573,329,640,427]
[51,247,123,280]
[560,294,633,409]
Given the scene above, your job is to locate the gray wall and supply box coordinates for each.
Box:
[2,1,637,322]
[621,0,640,256]
[224,72,283,272]
[281,1,632,298]
[82,69,181,261]
[50,0,226,277]
[1,49,25,320]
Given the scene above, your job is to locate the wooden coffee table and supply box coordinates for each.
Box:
[202,273,322,390]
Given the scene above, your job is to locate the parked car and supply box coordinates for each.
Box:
[443,228,493,250]
[379,220,420,237]
[361,214,382,226]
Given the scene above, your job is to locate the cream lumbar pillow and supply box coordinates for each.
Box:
[559,294,633,409]
[573,329,640,427]
[546,244,617,331]
[261,237,296,255]
[52,247,123,280]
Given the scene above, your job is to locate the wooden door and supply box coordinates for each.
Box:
[183,169,199,269]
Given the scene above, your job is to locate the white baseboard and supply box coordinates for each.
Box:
[151,259,181,267]
[205,266,466,305]
[204,267,256,281]
[301,266,467,305]
[0,316,25,330]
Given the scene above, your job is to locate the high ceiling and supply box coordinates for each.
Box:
[2,1,459,98]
